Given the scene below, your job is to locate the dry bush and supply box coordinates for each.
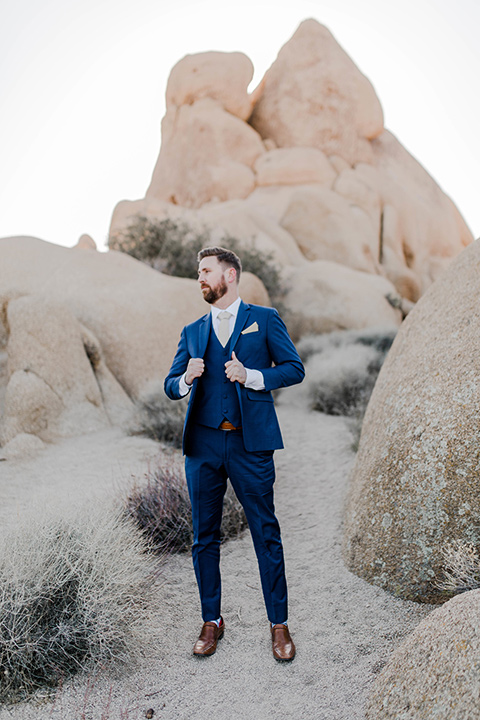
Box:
[110,217,209,277]
[109,215,286,308]
[297,326,396,363]
[437,540,480,596]
[131,382,187,448]
[305,344,381,417]
[298,327,396,449]
[126,459,248,555]
[0,503,158,704]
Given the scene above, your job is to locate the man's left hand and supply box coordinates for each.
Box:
[225,351,247,384]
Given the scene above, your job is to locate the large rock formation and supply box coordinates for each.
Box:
[343,239,480,603]
[249,20,384,164]
[110,18,473,331]
[0,236,261,452]
[367,590,480,719]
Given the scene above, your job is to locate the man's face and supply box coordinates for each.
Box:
[198,256,229,304]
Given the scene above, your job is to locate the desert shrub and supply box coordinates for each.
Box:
[131,383,187,448]
[297,326,396,363]
[305,344,380,416]
[109,215,285,307]
[298,327,396,449]
[436,541,480,596]
[352,326,397,354]
[126,459,248,555]
[0,503,157,703]
[109,216,208,277]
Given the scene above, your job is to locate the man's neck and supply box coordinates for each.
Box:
[212,290,239,310]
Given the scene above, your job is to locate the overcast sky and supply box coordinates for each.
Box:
[1,0,479,250]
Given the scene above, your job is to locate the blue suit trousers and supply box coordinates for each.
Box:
[185,423,288,624]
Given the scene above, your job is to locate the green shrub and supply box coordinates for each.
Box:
[0,504,157,703]
[126,459,248,555]
[109,216,208,277]
[109,215,285,307]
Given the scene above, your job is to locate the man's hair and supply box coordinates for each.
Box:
[197,246,242,282]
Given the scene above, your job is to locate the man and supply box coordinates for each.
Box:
[164,246,304,661]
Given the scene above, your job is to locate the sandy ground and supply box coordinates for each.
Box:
[0,390,431,720]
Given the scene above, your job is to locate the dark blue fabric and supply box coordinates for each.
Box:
[164,302,305,453]
[190,329,242,429]
[164,301,304,622]
[185,423,287,623]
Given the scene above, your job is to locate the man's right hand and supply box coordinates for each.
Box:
[185,358,205,385]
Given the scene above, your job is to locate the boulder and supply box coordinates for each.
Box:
[74,233,97,250]
[199,199,307,266]
[333,167,381,235]
[282,260,402,340]
[249,19,384,165]
[0,236,271,450]
[78,323,135,428]
[254,147,337,187]
[280,187,380,273]
[1,432,46,460]
[367,590,480,719]
[146,98,264,208]
[380,204,422,302]
[238,271,270,306]
[109,18,474,329]
[0,236,211,452]
[1,295,109,444]
[0,349,7,419]
[343,239,480,603]
[364,132,472,292]
[110,194,307,268]
[166,51,255,120]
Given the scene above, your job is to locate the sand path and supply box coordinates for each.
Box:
[0,395,430,719]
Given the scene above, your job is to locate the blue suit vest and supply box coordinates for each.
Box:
[190,328,242,429]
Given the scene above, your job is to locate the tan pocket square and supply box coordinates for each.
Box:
[241,322,259,335]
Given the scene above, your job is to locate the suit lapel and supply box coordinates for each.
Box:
[197,313,211,358]
[230,301,251,352]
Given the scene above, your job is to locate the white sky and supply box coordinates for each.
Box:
[1,0,479,250]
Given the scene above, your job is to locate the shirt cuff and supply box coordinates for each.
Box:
[244,368,265,391]
[178,372,192,397]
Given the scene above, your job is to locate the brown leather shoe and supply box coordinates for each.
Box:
[193,617,224,656]
[271,623,296,661]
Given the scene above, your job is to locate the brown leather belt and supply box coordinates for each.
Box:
[219,420,242,431]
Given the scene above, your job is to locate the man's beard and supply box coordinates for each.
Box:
[201,277,228,304]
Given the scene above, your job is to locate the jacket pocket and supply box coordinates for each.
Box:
[245,389,274,402]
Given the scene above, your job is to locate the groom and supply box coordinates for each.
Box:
[164,246,304,660]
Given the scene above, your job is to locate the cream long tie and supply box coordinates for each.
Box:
[217,310,232,347]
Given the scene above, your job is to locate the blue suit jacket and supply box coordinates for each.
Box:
[164,301,305,454]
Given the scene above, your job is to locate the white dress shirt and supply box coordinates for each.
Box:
[178,297,265,396]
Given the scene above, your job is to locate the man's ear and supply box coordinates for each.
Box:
[227,267,237,284]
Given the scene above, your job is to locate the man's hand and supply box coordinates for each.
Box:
[225,351,247,384]
[185,358,205,385]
